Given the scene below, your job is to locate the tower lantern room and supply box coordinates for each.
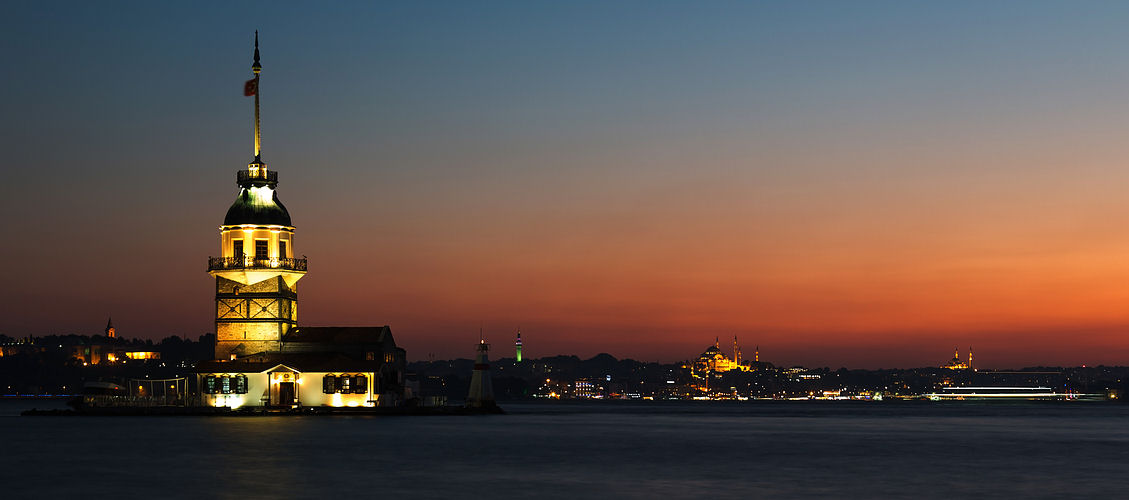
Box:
[207,32,307,360]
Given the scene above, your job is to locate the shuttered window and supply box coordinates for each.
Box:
[320,374,369,394]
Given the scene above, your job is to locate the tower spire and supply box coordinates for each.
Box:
[252,30,262,162]
[253,30,261,73]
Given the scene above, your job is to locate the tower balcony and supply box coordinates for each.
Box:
[237,169,278,187]
[208,256,307,272]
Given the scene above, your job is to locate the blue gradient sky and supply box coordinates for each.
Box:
[5,2,1129,367]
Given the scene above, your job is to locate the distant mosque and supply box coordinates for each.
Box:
[693,336,771,377]
[194,33,405,409]
[941,347,974,370]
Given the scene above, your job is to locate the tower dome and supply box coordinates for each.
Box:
[224,182,292,226]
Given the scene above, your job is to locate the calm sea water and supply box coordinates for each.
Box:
[3,399,1128,499]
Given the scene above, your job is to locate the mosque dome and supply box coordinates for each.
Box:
[700,345,723,358]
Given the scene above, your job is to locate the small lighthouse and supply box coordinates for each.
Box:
[466,339,497,410]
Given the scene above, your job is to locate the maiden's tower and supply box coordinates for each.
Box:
[196,33,406,409]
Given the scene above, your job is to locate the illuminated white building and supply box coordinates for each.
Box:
[196,327,405,408]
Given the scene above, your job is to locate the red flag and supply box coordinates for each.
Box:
[243,78,258,96]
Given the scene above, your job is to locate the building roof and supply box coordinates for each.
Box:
[224,186,292,226]
[283,326,394,345]
[196,351,385,373]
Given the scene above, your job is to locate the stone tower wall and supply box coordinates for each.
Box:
[214,276,297,359]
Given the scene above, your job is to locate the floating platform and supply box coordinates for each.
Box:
[22,404,504,417]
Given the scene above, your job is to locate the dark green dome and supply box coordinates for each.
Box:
[224,187,292,226]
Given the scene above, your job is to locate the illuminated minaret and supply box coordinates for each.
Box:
[968,346,973,370]
[515,330,523,363]
[104,317,115,339]
[466,338,496,408]
[733,336,741,365]
[755,345,759,363]
[208,32,307,360]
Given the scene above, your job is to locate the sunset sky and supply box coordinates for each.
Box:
[5,2,1129,367]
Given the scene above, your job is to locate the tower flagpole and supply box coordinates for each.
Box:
[252,30,262,162]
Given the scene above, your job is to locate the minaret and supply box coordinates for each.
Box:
[968,346,973,370]
[515,330,523,363]
[104,317,115,339]
[733,335,740,365]
[755,345,759,363]
[208,32,307,360]
[466,339,496,408]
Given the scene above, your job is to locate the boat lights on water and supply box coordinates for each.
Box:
[925,386,1075,401]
